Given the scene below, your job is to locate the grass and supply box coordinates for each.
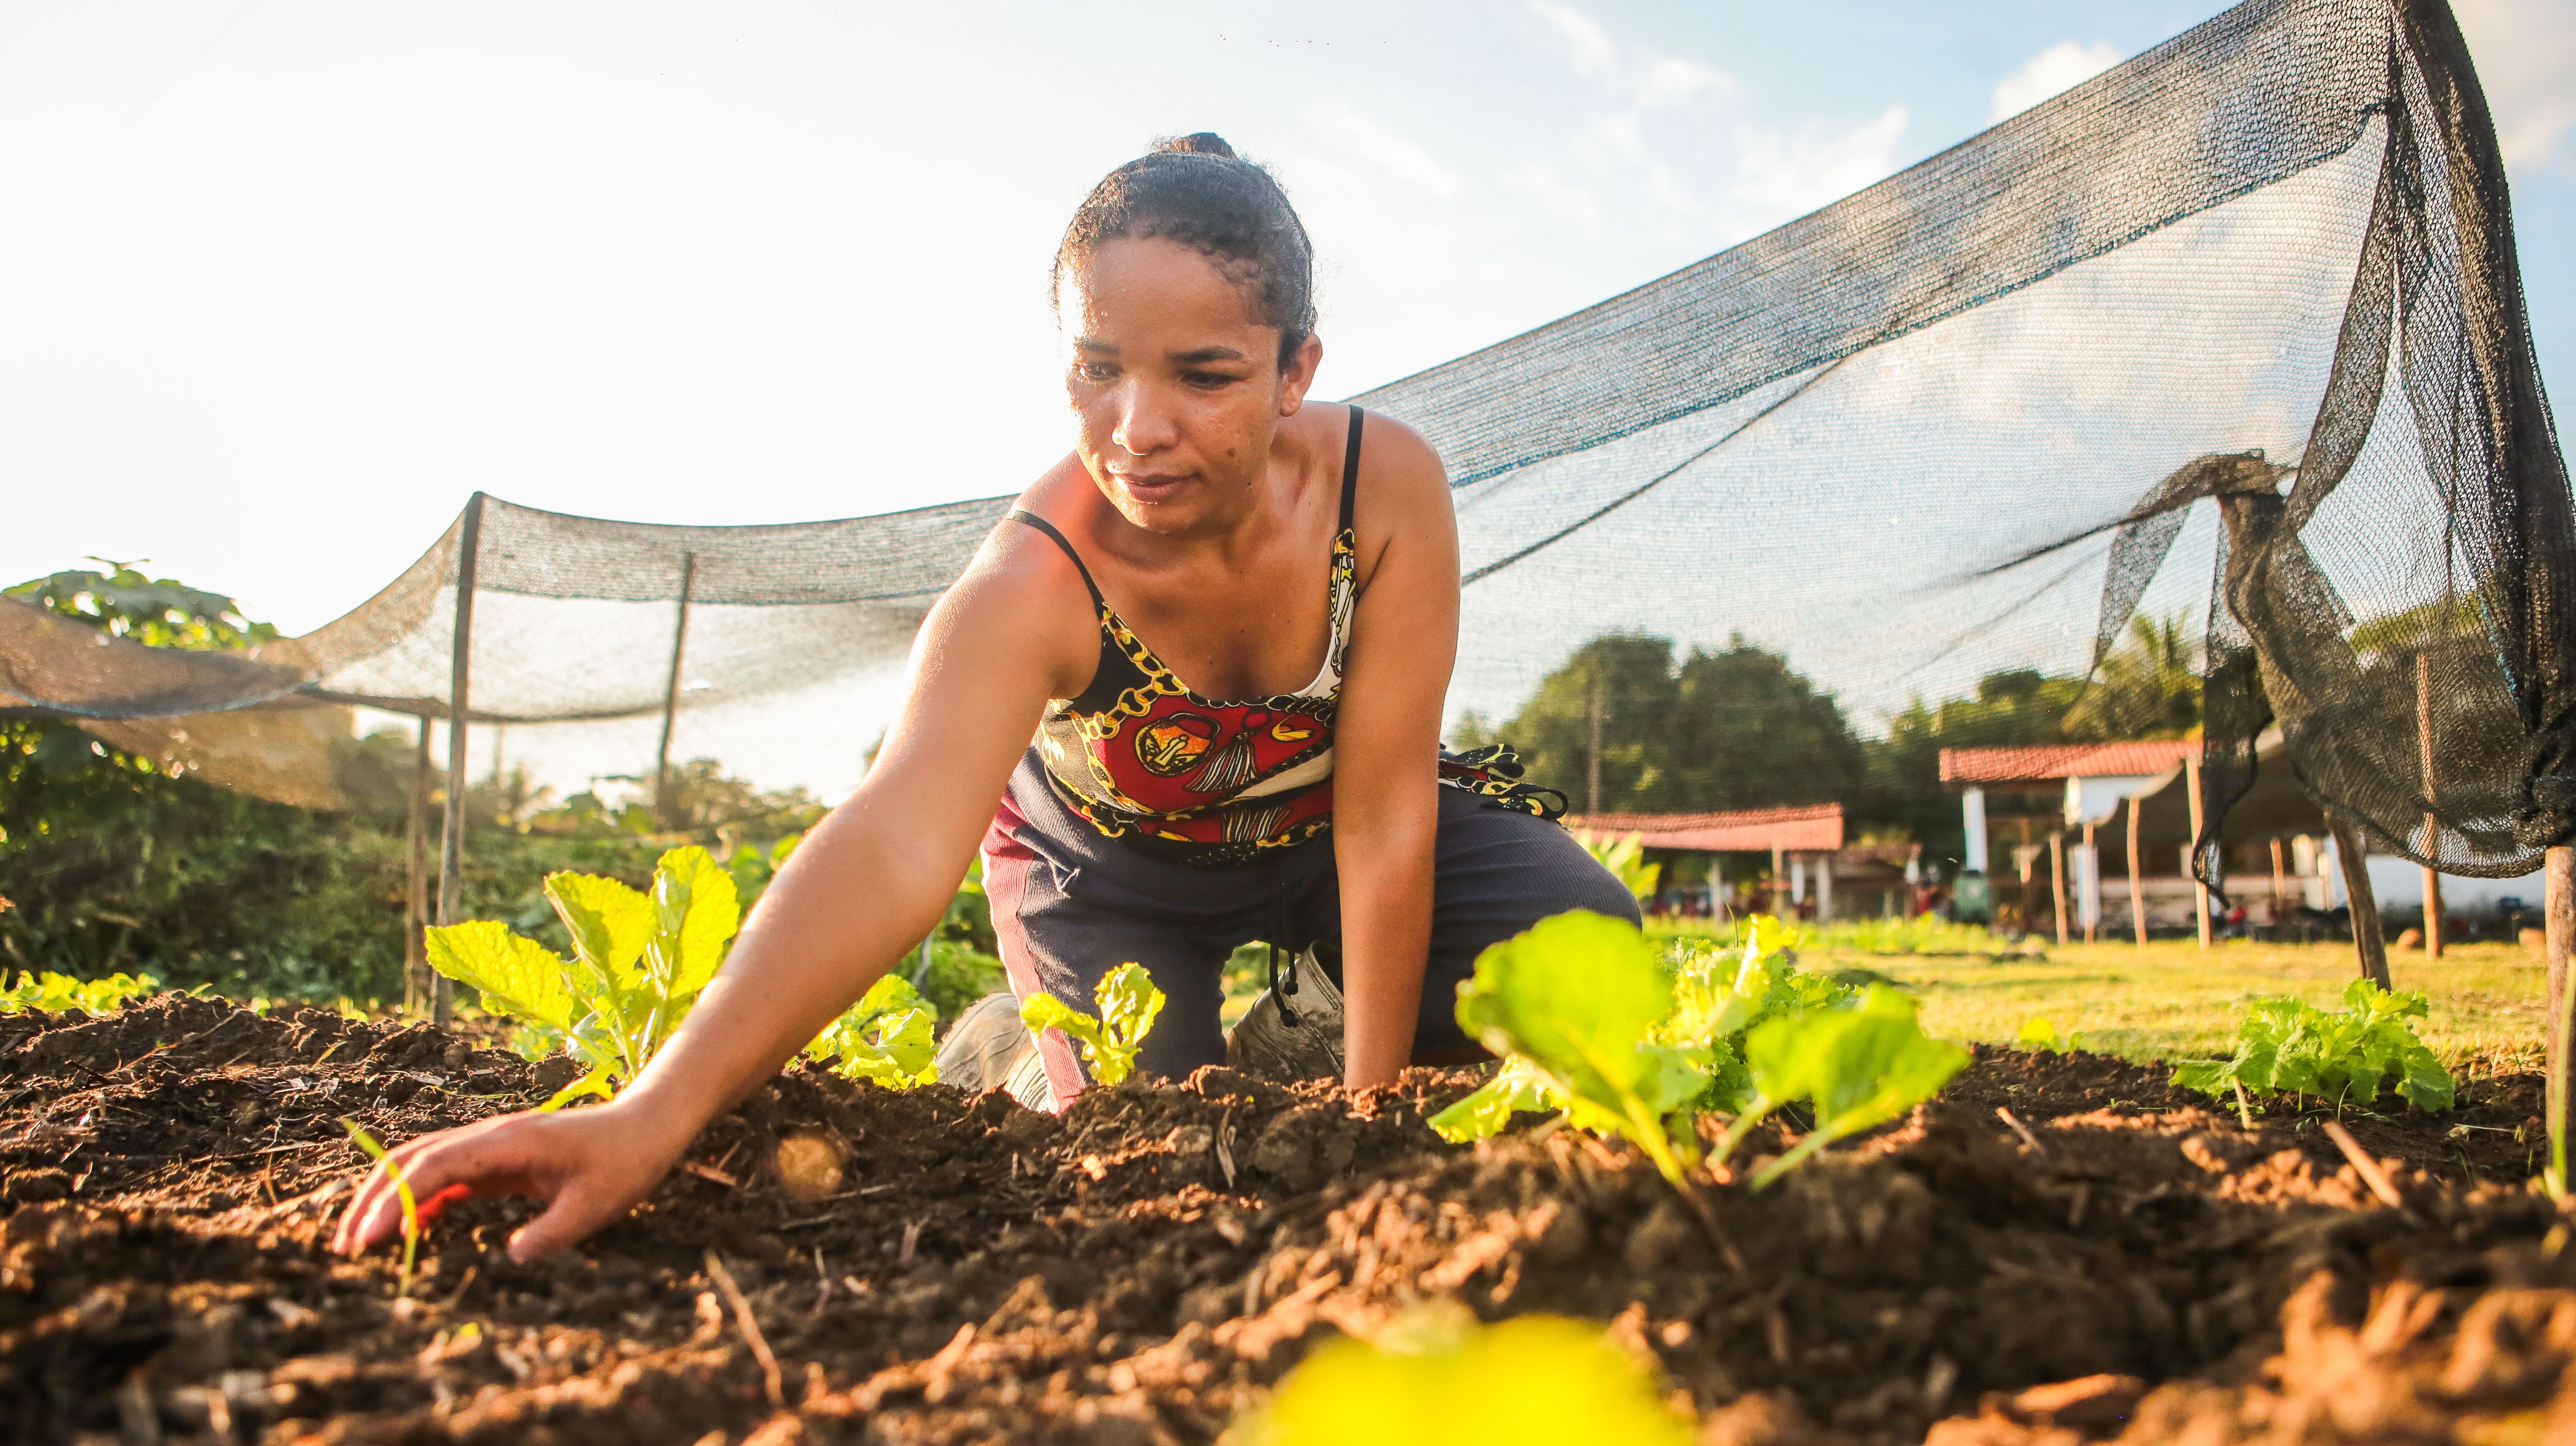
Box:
[1650,917,2546,1077]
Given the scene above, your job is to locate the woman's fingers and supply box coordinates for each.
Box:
[332,1114,554,1255]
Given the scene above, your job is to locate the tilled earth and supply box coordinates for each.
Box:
[3,995,2572,1445]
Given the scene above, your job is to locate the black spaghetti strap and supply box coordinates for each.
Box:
[1006,509,1107,610]
[1339,406,1364,533]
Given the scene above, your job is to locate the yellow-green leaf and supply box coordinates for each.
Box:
[424,921,578,1030]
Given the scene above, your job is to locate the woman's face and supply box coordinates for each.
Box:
[1062,236,1321,537]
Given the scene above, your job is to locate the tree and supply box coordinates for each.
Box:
[2062,613,2200,740]
[1862,667,2090,860]
[1495,633,1864,815]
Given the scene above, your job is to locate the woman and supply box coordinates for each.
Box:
[336,133,1637,1264]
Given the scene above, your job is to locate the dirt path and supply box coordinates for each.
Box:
[4,996,2570,1444]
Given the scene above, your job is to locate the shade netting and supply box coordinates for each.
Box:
[3,0,2562,887]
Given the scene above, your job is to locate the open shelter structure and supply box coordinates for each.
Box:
[7,0,2574,1181]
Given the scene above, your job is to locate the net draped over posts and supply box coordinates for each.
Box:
[0,0,2563,895]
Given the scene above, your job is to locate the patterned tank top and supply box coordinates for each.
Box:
[1012,407,1560,865]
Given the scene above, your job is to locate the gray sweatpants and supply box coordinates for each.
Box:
[979,751,1641,1109]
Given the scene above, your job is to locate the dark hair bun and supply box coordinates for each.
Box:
[1154,132,1237,159]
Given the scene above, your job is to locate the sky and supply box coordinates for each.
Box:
[3,0,2567,643]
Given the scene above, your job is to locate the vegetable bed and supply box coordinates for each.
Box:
[3,995,2570,1445]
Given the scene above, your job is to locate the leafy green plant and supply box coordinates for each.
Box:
[429,844,943,1106]
[2018,1017,2084,1053]
[1021,963,1165,1086]
[1432,911,1964,1189]
[804,975,938,1088]
[1707,986,1969,1187]
[1572,829,1661,900]
[340,1120,420,1294]
[1236,1303,1692,1446]
[0,969,159,1014]
[2172,979,2455,1126]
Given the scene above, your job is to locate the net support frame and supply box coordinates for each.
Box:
[654,551,698,829]
[2331,813,2393,989]
[405,719,431,1014]
[2547,846,2574,1196]
[433,491,486,1028]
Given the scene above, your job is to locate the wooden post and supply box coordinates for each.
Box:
[2185,753,2212,948]
[2081,819,2099,943]
[2418,651,2444,958]
[403,716,432,1014]
[2270,837,2289,921]
[655,552,699,830]
[2328,813,2392,990]
[2546,845,2574,1197]
[1771,843,1785,916]
[2123,795,2147,946]
[1585,674,1604,817]
[2050,832,2069,947]
[434,493,485,1028]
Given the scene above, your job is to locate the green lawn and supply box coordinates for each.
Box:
[1651,919,2547,1077]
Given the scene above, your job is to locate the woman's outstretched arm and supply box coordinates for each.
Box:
[333,522,1097,1262]
[1329,417,1460,1088]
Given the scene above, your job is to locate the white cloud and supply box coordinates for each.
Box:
[1303,97,1465,199]
[2455,0,2576,174]
[1731,105,1912,222]
[1526,0,1618,80]
[1990,40,2123,122]
[1640,54,1731,109]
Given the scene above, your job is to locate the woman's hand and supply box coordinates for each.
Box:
[330,1096,693,1263]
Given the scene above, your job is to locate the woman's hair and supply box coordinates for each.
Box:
[1052,132,1317,367]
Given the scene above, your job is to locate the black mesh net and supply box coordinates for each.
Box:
[2,0,2562,890]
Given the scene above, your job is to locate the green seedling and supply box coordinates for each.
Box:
[1571,828,1661,900]
[2172,979,2454,1126]
[804,974,939,1088]
[1021,963,1165,1086]
[340,1119,420,1295]
[2017,1017,2084,1053]
[1709,985,1969,1189]
[0,969,158,1014]
[1236,1304,1692,1446]
[1432,911,1710,1181]
[427,845,741,1109]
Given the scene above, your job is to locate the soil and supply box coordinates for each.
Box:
[4,995,2572,1445]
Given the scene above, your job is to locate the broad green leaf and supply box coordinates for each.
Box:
[1097,963,1166,1055]
[1427,1056,1559,1144]
[545,872,651,991]
[807,976,940,1089]
[424,921,577,1030]
[1456,910,1671,1099]
[658,846,742,995]
[1740,986,1967,1188]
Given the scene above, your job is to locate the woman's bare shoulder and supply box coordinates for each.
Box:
[1350,408,1454,541]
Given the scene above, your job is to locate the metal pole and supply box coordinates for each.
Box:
[655,552,698,829]
[434,493,485,1028]
[2185,754,2213,948]
[2546,844,2573,1197]
[404,717,432,1014]
[2328,814,2392,990]
[2081,819,2098,944]
[2418,651,2444,958]
[2049,832,2069,947]
[2126,795,2148,948]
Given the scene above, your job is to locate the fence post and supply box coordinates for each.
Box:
[404,718,432,1014]
[2548,845,2574,1197]
[2328,814,2391,990]
[434,493,486,1028]
[2186,753,2212,948]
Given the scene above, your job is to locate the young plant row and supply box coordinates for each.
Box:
[427,845,1158,1109]
[2170,978,2455,1125]
[1431,912,1967,1189]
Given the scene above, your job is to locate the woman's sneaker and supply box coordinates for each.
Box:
[934,992,1057,1111]
[1225,945,1345,1084]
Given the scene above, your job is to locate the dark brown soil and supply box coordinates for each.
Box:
[4,996,2571,1445]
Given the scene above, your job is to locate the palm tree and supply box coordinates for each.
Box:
[2063,613,2199,740]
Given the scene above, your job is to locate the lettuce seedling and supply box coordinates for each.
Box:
[1431,911,1709,1181]
[2017,1017,2084,1053]
[804,974,939,1088]
[1710,985,1968,1189]
[1237,1305,1692,1446]
[2172,979,2453,1125]
[1021,963,1164,1086]
[429,845,740,1109]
